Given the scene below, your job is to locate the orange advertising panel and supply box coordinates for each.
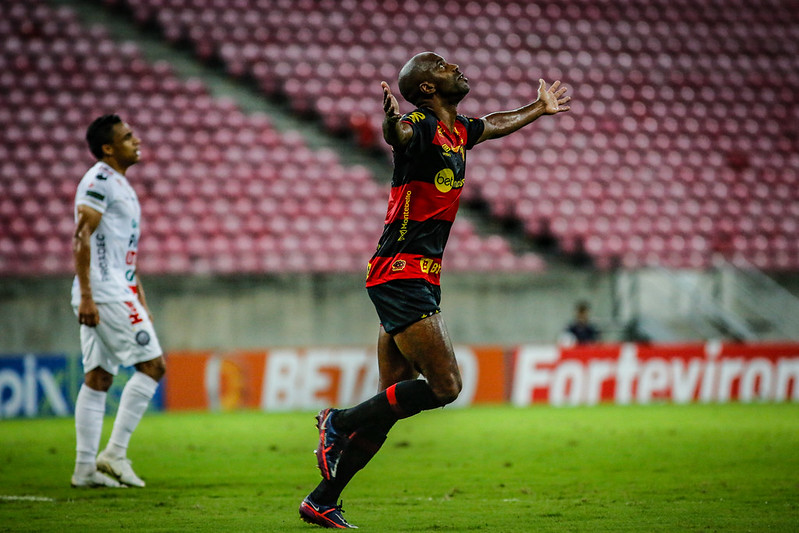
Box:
[165,350,266,411]
[164,346,508,411]
[467,346,507,403]
[163,350,210,410]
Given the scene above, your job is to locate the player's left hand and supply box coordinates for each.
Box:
[538,79,571,114]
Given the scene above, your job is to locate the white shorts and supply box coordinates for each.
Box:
[74,299,163,376]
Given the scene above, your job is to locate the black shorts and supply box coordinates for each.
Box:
[367,279,441,335]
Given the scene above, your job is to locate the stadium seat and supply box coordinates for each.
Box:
[2,0,796,273]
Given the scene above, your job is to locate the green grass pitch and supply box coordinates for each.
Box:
[1,404,797,532]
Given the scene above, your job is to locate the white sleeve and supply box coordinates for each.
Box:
[76,168,114,214]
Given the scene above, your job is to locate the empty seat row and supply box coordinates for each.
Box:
[0,0,542,276]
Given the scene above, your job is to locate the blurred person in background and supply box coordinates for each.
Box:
[70,114,165,488]
[562,300,601,345]
[299,51,571,528]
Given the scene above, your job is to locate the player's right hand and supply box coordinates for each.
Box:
[78,298,100,327]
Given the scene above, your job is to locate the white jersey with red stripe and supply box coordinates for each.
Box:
[71,161,141,305]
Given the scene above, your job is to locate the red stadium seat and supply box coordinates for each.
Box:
[2,0,796,273]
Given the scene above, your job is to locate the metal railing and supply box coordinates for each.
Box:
[712,257,799,341]
[611,262,799,342]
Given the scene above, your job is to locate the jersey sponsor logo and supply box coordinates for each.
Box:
[86,190,105,201]
[95,233,110,281]
[391,259,407,272]
[406,111,426,123]
[434,169,464,193]
[440,145,463,157]
[397,190,412,241]
[135,330,151,346]
[419,257,442,275]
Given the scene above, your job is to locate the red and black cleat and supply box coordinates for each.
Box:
[299,496,358,529]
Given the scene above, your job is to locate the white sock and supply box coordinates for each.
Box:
[74,384,107,475]
[106,372,159,458]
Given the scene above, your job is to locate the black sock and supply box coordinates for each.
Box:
[334,379,443,434]
[310,421,395,506]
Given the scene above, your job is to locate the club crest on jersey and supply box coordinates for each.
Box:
[391,259,407,272]
[135,330,150,346]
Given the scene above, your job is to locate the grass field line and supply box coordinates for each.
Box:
[0,495,56,502]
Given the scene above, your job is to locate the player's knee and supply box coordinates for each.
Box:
[431,376,462,406]
[136,356,166,382]
[152,359,166,381]
[85,368,113,391]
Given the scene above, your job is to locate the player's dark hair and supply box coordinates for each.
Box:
[86,114,122,160]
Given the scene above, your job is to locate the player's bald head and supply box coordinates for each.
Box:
[397,52,441,106]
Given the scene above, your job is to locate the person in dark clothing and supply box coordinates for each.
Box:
[565,301,601,344]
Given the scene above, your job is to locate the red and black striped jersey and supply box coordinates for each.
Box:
[366,108,485,287]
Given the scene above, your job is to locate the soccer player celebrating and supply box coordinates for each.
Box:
[70,115,166,488]
[299,52,570,528]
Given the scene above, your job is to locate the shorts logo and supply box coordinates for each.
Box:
[124,301,144,325]
[135,331,151,346]
[391,259,407,272]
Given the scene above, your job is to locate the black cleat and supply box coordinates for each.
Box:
[299,496,358,529]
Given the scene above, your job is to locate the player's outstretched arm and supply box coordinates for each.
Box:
[476,79,571,144]
[381,81,413,148]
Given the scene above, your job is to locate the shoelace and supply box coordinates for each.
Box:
[335,501,345,513]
